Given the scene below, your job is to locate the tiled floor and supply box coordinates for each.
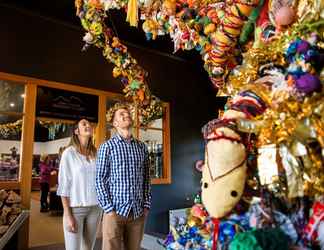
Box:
[29,240,148,250]
[29,240,102,250]
[29,192,65,247]
[29,191,103,248]
[28,192,164,250]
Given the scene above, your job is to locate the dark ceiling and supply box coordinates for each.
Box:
[1,0,202,63]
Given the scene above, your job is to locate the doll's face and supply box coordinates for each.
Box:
[201,162,247,218]
[201,135,247,218]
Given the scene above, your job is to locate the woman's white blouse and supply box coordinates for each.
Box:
[57,146,98,207]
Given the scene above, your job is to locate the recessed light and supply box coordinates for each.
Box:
[9,103,15,107]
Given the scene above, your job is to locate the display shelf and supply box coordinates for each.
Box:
[140,103,171,184]
[31,177,40,191]
[0,210,29,250]
[0,159,19,182]
[151,178,171,184]
[0,181,19,190]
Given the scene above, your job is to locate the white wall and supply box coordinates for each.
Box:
[0,128,162,155]
[0,137,70,155]
[43,138,70,154]
[33,142,44,155]
[0,140,21,154]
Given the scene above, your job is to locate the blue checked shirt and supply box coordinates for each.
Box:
[95,133,151,219]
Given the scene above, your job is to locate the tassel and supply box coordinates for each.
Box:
[126,0,139,27]
[212,218,220,250]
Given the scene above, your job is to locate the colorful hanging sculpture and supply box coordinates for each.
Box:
[76,0,262,123]
[75,0,324,249]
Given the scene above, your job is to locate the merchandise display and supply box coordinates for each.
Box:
[0,160,19,181]
[0,119,69,181]
[0,149,19,181]
[145,140,163,178]
[0,190,22,237]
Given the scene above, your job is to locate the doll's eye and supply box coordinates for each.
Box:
[204,183,208,188]
[231,190,238,197]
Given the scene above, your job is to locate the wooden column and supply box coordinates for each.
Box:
[162,103,171,184]
[19,83,36,208]
[18,83,36,250]
[95,94,106,148]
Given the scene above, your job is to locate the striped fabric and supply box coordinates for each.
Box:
[95,133,151,218]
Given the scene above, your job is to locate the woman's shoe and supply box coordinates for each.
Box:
[40,207,48,213]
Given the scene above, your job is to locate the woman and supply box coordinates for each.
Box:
[39,154,53,212]
[57,119,101,250]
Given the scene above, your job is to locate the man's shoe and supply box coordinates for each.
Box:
[40,208,48,213]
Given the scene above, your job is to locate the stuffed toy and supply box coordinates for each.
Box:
[201,119,247,219]
[201,88,268,219]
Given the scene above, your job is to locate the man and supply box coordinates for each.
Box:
[96,104,151,250]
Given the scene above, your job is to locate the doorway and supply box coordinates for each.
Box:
[28,119,72,248]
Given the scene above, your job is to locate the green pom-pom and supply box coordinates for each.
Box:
[90,22,103,35]
[253,228,289,250]
[199,16,211,26]
[229,231,262,250]
[239,0,265,45]
[239,21,255,44]
[229,228,290,250]
[81,19,90,30]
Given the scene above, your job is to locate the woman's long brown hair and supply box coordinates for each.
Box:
[68,120,97,161]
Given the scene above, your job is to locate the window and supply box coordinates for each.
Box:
[0,80,25,181]
[105,98,171,184]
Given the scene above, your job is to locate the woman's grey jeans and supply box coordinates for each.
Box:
[63,205,102,250]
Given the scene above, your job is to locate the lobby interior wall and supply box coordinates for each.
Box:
[0,6,224,234]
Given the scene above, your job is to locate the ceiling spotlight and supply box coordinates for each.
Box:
[21,94,25,98]
[9,103,15,107]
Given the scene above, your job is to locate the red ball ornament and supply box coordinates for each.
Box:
[275,6,295,26]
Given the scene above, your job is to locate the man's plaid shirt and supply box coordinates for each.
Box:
[95,133,151,218]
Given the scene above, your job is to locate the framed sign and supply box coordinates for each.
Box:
[36,86,98,122]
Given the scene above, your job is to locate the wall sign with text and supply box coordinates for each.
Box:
[36,86,98,122]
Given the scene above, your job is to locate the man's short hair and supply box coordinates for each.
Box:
[106,102,130,124]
